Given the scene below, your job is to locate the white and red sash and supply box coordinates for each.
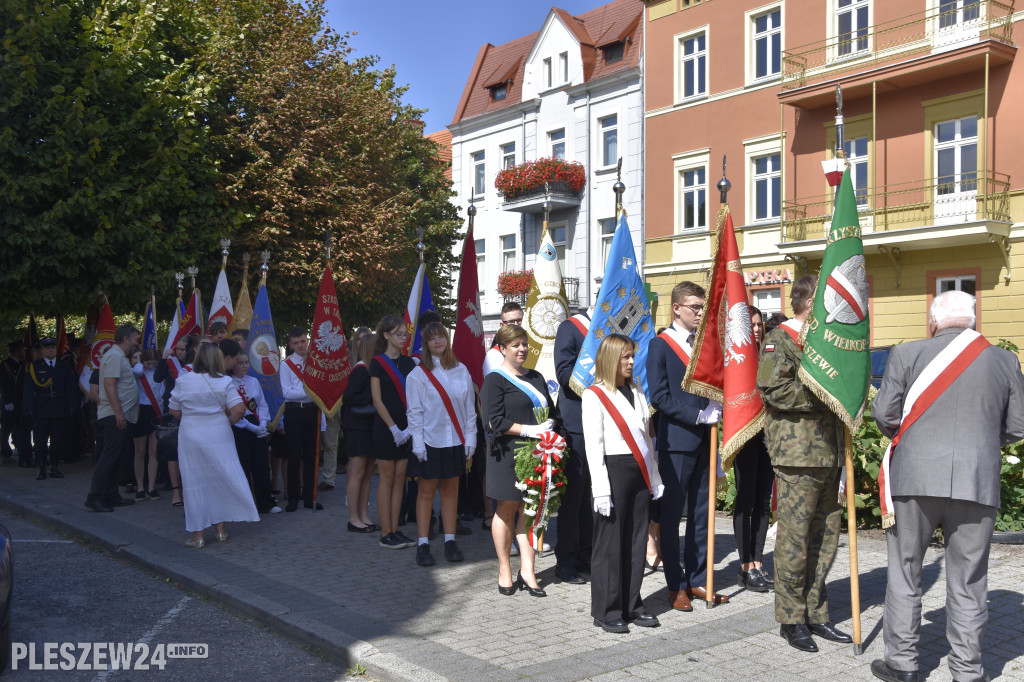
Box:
[285,356,303,378]
[165,356,181,379]
[422,367,465,445]
[878,329,990,528]
[140,373,162,417]
[586,384,653,491]
[780,318,803,348]
[568,313,589,337]
[657,327,691,365]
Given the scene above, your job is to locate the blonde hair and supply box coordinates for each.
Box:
[594,334,636,389]
[193,342,225,378]
[419,322,457,370]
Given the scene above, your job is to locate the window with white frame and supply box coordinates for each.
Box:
[559,52,569,83]
[836,0,870,58]
[600,115,618,167]
[939,0,981,30]
[550,225,568,275]
[543,58,552,89]
[752,153,781,222]
[501,142,516,169]
[472,151,486,196]
[936,274,976,296]
[501,235,516,272]
[681,167,707,230]
[475,239,486,295]
[935,115,978,196]
[599,218,616,270]
[679,32,707,100]
[752,9,781,80]
[752,288,783,315]
[843,137,869,207]
[550,129,566,160]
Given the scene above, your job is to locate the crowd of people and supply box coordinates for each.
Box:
[4,282,1020,682]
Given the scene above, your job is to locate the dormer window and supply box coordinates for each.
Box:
[604,41,625,64]
[491,84,507,101]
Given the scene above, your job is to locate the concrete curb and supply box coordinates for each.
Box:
[0,493,443,682]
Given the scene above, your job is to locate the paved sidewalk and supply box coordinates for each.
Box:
[2,461,1023,681]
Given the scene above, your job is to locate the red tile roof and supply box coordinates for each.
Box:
[425,129,453,181]
[452,0,643,125]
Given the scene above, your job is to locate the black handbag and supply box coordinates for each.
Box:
[154,415,179,462]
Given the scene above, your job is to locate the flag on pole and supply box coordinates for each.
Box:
[304,263,351,417]
[208,266,234,329]
[231,266,253,335]
[522,228,569,398]
[162,298,185,358]
[798,166,871,431]
[403,263,435,357]
[170,290,202,350]
[247,283,285,429]
[452,225,487,390]
[142,300,158,351]
[682,205,765,469]
[23,313,39,354]
[569,214,656,396]
[87,299,116,373]
[55,314,70,357]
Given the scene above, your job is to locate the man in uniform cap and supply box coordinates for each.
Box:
[23,337,78,479]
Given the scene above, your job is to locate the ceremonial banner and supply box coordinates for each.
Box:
[23,313,39,355]
[55,314,70,357]
[231,269,253,335]
[162,298,185,357]
[452,225,487,390]
[88,300,116,372]
[403,263,436,357]
[247,283,285,429]
[683,206,765,467]
[208,267,234,328]
[523,228,569,398]
[142,300,158,351]
[798,167,871,431]
[569,215,655,396]
[170,290,202,349]
[304,263,351,417]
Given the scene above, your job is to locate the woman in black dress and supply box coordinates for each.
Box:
[370,315,417,550]
[343,330,378,532]
[481,325,558,597]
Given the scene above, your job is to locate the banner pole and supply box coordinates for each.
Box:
[844,425,863,653]
[312,424,322,513]
[706,424,718,609]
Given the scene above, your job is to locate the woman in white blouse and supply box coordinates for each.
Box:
[406,322,477,567]
[581,334,664,634]
[131,348,163,500]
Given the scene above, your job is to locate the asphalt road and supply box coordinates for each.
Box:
[0,509,353,681]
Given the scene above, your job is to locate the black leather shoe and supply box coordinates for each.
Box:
[108,497,135,507]
[594,617,629,634]
[808,621,853,643]
[555,566,586,584]
[285,500,299,512]
[49,467,64,479]
[303,501,324,510]
[739,569,770,592]
[35,469,46,480]
[444,540,464,562]
[754,567,774,587]
[84,499,113,512]
[497,581,519,596]
[347,522,375,533]
[516,571,546,597]
[630,612,660,628]
[780,624,818,652]
[870,659,919,682]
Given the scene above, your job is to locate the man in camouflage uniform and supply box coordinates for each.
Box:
[756,276,852,653]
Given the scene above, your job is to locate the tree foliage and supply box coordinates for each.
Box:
[1,0,461,339]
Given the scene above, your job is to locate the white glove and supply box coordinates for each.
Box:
[400,428,412,445]
[4,403,13,412]
[389,424,407,446]
[593,496,613,517]
[697,400,722,424]
[254,425,270,439]
[651,484,665,501]
[413,449,427,462]
[465,444,476,460]
[520,419,554,439]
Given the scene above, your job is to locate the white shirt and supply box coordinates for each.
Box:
[406,361,478,452]
[482,346,503,376]
[231,374,270,426]
[665,322,696,356]
[581,383,662,499]
[279,353,309,402]
[132,363,164,407]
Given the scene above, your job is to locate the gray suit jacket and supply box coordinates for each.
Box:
[873,327,1024,508]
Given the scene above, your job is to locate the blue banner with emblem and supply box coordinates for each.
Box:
[569,214,655,397]
[247,283,285,429]
[142,300,158,350]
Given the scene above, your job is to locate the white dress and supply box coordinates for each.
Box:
[169,372,260,532]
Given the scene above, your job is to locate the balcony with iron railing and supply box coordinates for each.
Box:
[780,1,1015,100]
[781,170,1010,247]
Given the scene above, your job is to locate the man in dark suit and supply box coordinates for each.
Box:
[23,337,78,480]
[1,340,25,463]
[647,281,726,611]
[870,290,1024,682]
[552,306,595,584]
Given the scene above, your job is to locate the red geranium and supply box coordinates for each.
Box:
[495,158,587,198]
[497,269,533,297]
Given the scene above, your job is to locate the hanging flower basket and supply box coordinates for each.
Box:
[495,158,586,200]
[497,270,533,298]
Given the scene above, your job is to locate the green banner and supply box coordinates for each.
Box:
[799,168,871,431]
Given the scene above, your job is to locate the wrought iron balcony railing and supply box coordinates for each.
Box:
[781,0,1014,91]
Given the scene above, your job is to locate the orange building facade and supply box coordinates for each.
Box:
[643,0,1024,349]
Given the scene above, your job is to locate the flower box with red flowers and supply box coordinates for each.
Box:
[495,158,587,201]
[497,269,533,298]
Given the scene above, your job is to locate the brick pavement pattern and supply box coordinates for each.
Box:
[2,462,1023,681]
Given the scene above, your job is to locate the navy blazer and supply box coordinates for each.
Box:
[23,359,77,418]
[554,315,587,433]
[646,334,711,454]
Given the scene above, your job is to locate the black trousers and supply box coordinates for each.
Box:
[659,449,710,591]
[284,403,318,505]
[233,427,275,512]
[87,416,132,503]
[591,455,649,622]
[555,430,594,570]
[1,408,16,457]
[732,434,774,564]
[16,413,33,465]
[32,415,67,469]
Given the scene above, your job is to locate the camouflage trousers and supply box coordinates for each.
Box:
[773,465,842,624]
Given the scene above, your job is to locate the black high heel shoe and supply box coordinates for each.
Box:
[516,571,546,597]
[498,581,518,596]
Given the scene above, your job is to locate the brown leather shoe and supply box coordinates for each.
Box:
[668,590,693,611]
[686,586,730,604]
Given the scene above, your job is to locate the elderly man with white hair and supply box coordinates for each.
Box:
[869,290,1024,682]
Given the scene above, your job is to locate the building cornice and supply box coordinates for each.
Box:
[566,66,642,96]
[448,98,542,136]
